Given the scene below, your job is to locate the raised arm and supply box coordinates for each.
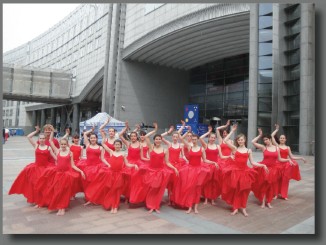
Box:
[99,116,111,131]
[27,126,40,148]
[181,125,192,140]
[133,124,141,133]
[199,125,212,149]
[83,126,94,148]
[145,122,158,138]
[61,128,71,146]
[223,124,237,152]
[216,119,230,132]
[124,154,139,170]
[119,121,130,147]
[179,132,190,150]
[271,124,279,146]
[49,131,59,155]
[177,120,186,134]
[99,128,107,144]
[101,140,113,156]
[251,128,266,151]
[161,125,174,137]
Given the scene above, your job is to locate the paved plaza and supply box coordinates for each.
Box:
[2,136,315,234]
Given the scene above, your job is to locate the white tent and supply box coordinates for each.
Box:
[79,112,125,143]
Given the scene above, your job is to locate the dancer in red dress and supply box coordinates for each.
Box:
[130,126,179,214]
[251,128,282,209]
[180,125,193,160]
[99,116,116,162]
[199,126,231,205]
[86,139,139,214]
[9,126,56,205]
[216,120,233,168]
[78,126,110,205]
[173,133,218,214]
[62,128,83,164]
[37,124,59,166]
[271,124,306,200]
[36,136,85,215]
[222,124,268,216]
[161,121,188,204]
[119,121,157,202]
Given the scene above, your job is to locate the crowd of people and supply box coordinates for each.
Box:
[8,119,307,217]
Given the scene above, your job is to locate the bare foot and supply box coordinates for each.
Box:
[148,209,154,213]
[125,199,129,204]
[273,196,278,200]
[231,209,238,216]
[84,201,91,206]
[110,209,114,213]
[194,209,199,214]
[33,204,39,208]
[155,209,160,214]
[70,196,76,201]
[186,207,192,214]
[241,209,249,217]
[284,197,289,201]
[211,200,216,205]
[261,200,265,208]
[56,209,65,216]
[203,199,208,205]
[113,208,118,214]
[266,203,273,209]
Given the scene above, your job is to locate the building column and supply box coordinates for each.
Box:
[247,4,259,150]
[60,107,67,134]
[299,3,315,155]
[101,3,114,113]
[32,110,37,127]
[72,103,80,135]
[40,109,46,128]
[50,108,56,126]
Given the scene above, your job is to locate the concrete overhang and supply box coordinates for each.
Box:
[123,11,250,70]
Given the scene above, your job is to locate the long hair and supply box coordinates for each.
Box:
[235,133,247,147]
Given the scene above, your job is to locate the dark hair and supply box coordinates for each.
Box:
[273,135,280,144]
[191,134,199,139]
[114,139,122,146]
[139,131,146,136]
[130,132,138,139]
[153,134,162,140]
[89,133,98,139]
[262,134,272,140]
[73,134,80,139]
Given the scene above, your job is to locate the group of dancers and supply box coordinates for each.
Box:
[8,119,306,217]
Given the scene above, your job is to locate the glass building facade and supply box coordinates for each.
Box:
[189,54,249,124]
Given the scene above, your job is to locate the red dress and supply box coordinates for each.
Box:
[252,149,279,204]
[86,155,126,209]
[130,150,173,210]
[8,146,51,203]
[201,146,222,200]
[36,151,81,210]
[77,146,104,200]
[221,151,257,210]
[220,141,232,168]
[70,145,82,163]
[122,145,143,199]
[275,147,301,198]
[37,138,59,166]
[166,145,187,200]
[172,148,210,208]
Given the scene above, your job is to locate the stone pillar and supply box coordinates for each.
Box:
[247,4,259,149]
[40,109,46,128]
[32,110,37,127]
[72,103,80,135]
[50,108,56,126]
[60,107,67,134]
[299,3,315,155]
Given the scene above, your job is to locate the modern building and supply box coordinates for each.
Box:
[2,3,315,154]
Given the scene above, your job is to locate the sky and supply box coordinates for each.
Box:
[2,4,81,53]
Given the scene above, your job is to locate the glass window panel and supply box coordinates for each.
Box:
[286,95,300,111]
[259,56,273,69]
[225,91,244,101]
[258,83,272,96]
[189,84,205,96]
[287,50,300,65]
[259,16,273,29]
[259,29,273,42]
[258,97,272,112]
[258,70,272,84]
[259,3,273,16]
[259,43,273,56]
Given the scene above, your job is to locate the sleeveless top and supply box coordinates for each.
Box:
[233,151,249,170]
[109,155,124,172]
[279,147,289,159]
[56,151,71,172]
[35,146,50,167]
[149,150,165,170]
[261,149,278,167]
[205,146,218,162]
[220,141,232,156]
[70,145,82,162]
[141,145,149,158]
[85,146,102,165]
[188,147,202,166]
[127,145,141,162]
[169,145,181,163]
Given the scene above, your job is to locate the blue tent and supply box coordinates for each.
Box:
[79,112,125,143]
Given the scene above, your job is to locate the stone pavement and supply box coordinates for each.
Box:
[2,136,315,234]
